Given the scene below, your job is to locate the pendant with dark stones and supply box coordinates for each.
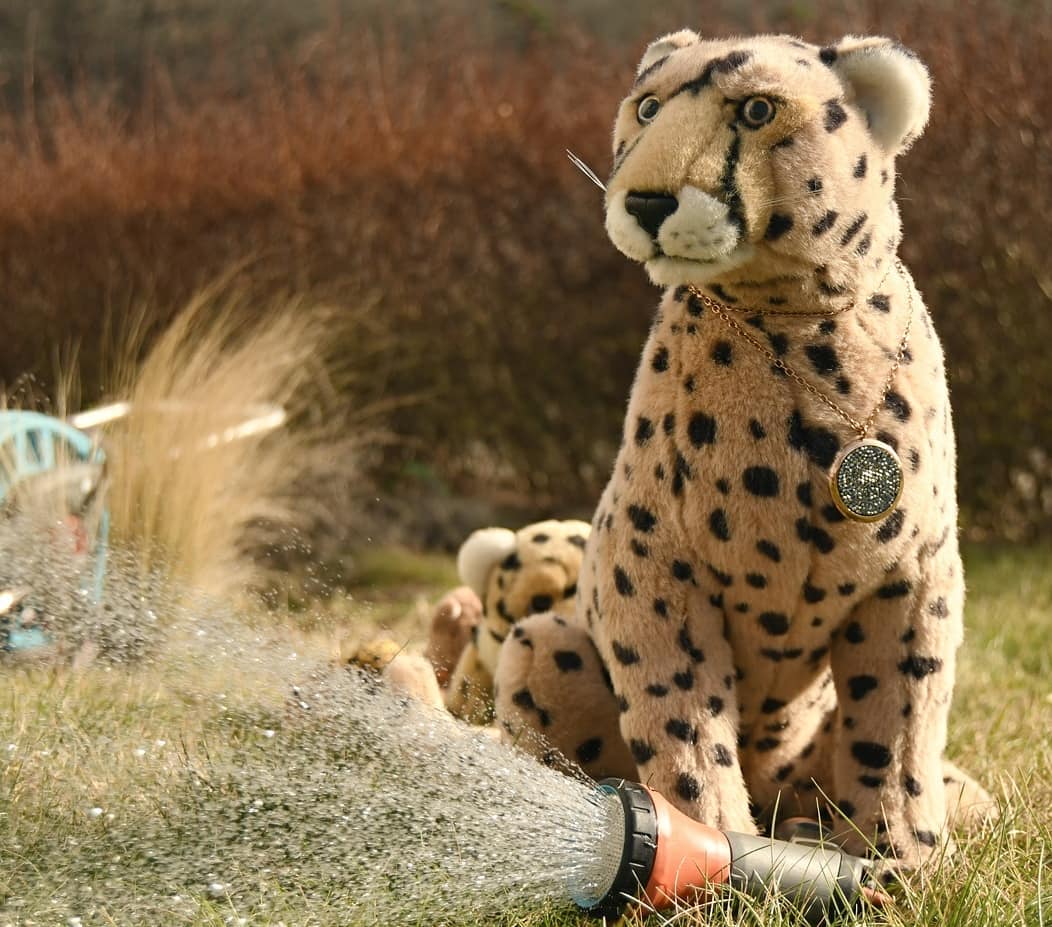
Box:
[829,439,904,522]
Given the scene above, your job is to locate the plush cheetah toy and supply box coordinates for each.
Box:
[495,31,995,871]
[445,519,592,724]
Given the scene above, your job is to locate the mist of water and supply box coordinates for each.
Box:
[0,514,625,925]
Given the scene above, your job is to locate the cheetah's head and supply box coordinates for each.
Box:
[605,32,931,304]
[457,519,590,643]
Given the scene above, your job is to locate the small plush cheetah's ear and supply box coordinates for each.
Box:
[457,527,517,596]
[830,37,932,155]
[637,29,700,77]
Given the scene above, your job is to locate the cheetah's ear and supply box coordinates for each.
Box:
[457,528,517,596]
[831,37,932,155]
[637,29,700,77]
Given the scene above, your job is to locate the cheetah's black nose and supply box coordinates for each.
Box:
[624,192,678,239]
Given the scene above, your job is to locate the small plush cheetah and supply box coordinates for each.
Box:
[446,519,591,724]
[495,31,994,870]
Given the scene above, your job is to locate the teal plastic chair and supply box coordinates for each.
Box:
[0,411,109,651]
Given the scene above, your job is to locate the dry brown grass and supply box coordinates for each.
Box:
[0,0,1048,539]
[100,283,350,597]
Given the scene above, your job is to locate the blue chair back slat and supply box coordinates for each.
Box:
[0,411,109,606]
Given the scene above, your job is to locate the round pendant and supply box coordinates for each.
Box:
[829,438,904,522]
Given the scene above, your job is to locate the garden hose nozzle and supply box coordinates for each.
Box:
[572,778,890,923]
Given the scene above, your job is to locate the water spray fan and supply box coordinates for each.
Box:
[573,779,890,923]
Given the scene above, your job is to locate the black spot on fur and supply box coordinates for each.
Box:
[735,602,750,613]
[671,560,694,582]
[554,650,583,672]
[568,534,587,549]
[666,718,698,744]
[614,566,635,596]
[822,504,846,523]
[844,621,865,644]
[526,597,552,618]
[646,683,669,697]
[868,293,891,312]
[914,829,938,847]
[860,774,884,788]
[857,232,872,255]
[899,655,943,678]
[803,582,826,603]
[512,688,535,710]
[755,737,781,752]
[676,772,702,801]
[757,539,781,562]
[663,412,676,435]
[761,697,786,714]
[612,641,640,665]
[796,481,813,507]
[839,583,856,596]
[628,504,657,533]
[852,741,893,769]
[929,597,948,618]
[812,210,838,236]
[630,739,656,763]
[805,343,840,375]
[501,553,521,570]
[653,597,668,618]
[884,391,912,421]
[904,776,923,797]
[749,419,767,440]
[630,539,649,558]
[759,612,790,636]
[576,737,603,764]
[824,99,848,131]
[877,579,912,599]
[712,340,734,366]
[709,509,731,541]
[673,668,694,690]
[635,416,655,446]
[678,626,706,663]
[767,331,789,356]
[840,213,867,246]
[797,519,836,553]
[713,743,734,766]
[848,675,879,700]
[788,411,841,468]
[819,319,837,335]
[688,412,718,447]
[743,466,780,497]
[707,565,733,587]
[807,176,823,194]
[746,573,767,589]
[651,346,669,372]
[876,509,906,543]
[765,213,794,241]
[854,153,868,178]
[715,477,731,494]
[708,695,725,716]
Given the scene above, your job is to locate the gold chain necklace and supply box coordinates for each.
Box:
[687,261,915,523]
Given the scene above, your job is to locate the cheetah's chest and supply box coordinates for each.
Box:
[609,289,951,664]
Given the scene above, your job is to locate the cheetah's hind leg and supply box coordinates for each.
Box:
[494,612,636,780]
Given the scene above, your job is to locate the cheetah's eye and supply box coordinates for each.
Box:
[637,95,661,124]
[740,95,776,128]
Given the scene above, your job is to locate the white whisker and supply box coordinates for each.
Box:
[566,149,607,191]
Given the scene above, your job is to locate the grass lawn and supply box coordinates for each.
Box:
[1,543,1049,926]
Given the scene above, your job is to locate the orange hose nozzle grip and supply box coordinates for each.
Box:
[581,779,887,923]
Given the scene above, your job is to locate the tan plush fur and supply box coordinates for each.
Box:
[445,519,591,723]
[495,32,995,871]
